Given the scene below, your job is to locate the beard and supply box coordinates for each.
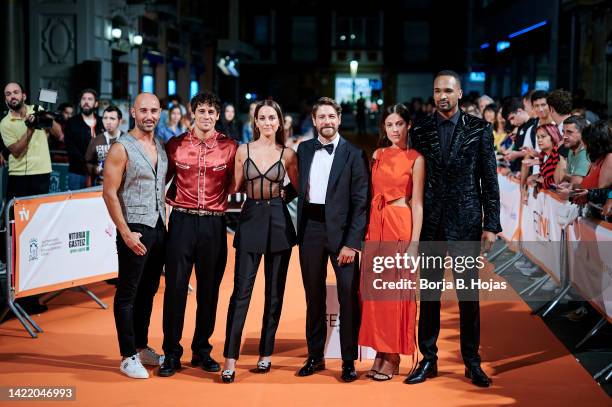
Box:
[7,99,24,112]
[317,125,337,139]
[81,106,95,116]
[435,101,455,112]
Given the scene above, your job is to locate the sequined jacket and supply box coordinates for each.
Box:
[410,111,501,241]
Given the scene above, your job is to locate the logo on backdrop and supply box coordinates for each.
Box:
[68,230,91,253]
[28,238,39,262]
[18,207,30,222]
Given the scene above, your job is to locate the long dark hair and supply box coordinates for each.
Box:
[582,119,612,163]
[253,99,285,146]
[378,103,412,147]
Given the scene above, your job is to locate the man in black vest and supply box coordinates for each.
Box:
[405,70,501,388]
[295,97,369,382]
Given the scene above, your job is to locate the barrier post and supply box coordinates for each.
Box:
[3,198,42,338]
[537,226,572,317]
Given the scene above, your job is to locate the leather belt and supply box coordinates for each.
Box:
[173,207,225,217]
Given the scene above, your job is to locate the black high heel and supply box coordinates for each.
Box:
[221,369,235,383]
[255,360,271,373]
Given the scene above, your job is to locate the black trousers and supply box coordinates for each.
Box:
[223,248,291,359]
[418,227,481,367]
[299,218,360,361]
[7,173,50,200]
[114,217,166,357]
[162,211,227,359]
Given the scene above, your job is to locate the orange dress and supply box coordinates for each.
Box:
[358,147,420,355]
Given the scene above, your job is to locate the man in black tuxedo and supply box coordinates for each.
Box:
[405,71,501,387]
[294,97,369,382]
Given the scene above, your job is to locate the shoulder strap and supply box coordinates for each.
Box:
[279,146,285,161]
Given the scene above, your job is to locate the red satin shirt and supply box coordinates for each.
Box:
[165,130,238,212]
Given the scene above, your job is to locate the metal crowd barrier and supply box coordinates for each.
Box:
[494,172,611,383]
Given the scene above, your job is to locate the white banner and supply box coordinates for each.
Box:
[566,217,612,320]
[13,191,118,298]
[520,190,567,281]
[497,174,521,241]
[324,284,376,360]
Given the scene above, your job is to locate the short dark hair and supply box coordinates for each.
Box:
[169,94,183,105]
[547,89,573,115]
[57,102,74,112]
[434,70,462,88]
[522,89,535,101]
[563,115,588,133]
[103,104,122,120]
[4,82,25,93]
[312,97,342,117]
[530,90,549,103]
[501,97,524,121]
[190,91,221,114]
[378,104,411,148]
[483,103,498,114]
[581,120,612,162]
[79,88,98,101]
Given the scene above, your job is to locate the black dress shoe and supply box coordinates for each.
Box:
[465,365,491,387]
[158,357,181,377]
[297,357,325,377]
[201,356,221,372]
[403,360,437,384]
[190,354,202,367]
[191,354,221,372]
[341,361,358,382]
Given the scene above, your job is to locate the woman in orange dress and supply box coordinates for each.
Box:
[359,103,425,381]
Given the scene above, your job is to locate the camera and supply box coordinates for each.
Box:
[25,105,55,130]
[24,88,58,130]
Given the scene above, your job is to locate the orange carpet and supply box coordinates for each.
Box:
[0,234,609,406]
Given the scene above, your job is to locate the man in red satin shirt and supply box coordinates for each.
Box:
[159,91,238,377]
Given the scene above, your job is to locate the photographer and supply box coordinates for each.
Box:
[1,82,62,199]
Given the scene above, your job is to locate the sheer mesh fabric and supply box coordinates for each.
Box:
[244,145,286,200]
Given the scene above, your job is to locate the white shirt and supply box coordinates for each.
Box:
[307,133,340,204]
[522,123,541,174]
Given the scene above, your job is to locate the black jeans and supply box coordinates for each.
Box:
[114,218,166,357]
[162,211,227,359]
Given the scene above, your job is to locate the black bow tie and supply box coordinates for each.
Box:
[314,140,334,155]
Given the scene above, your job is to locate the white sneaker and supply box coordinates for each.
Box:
[519,266,539,277]
[120,354,149,379]
[138,347,165,366]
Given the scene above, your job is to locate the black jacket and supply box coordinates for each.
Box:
[296,137,369,253]
[64,114,104,175]
[411,111,501,241]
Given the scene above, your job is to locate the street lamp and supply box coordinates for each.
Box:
[349,60,359,103]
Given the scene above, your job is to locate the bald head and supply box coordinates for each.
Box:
[131,93,161,134]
